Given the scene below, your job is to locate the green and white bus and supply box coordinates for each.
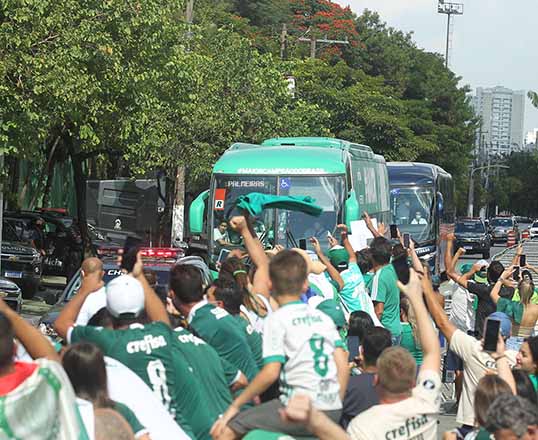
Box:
[189,137,390,260]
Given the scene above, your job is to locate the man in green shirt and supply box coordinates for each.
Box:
[208,279,264,370]
[169,264,260,382]
[369,237,402,345]
[55,255,213,440]
[174,326,247,416]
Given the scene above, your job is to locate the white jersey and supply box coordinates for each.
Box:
[347,369,442,440]
[240,294,272,334]
[439,280,475,332]
[263,301,343,411]
[76,288,107,326]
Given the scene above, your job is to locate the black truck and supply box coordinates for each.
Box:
[1,220,42,298]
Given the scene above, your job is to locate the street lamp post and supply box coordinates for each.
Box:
[467,164,509,217]
[437,1,464,68]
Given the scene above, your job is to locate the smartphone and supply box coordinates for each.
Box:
[520,254,527,267]
[513,266,520,281]
[299,239,307,250]
[390,224,398,239]
[403,233,410,249]
[393,255,410,284]
[217,248,231,265]
[121,236,142,272]
[483,318,501,352]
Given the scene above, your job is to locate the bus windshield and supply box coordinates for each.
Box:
[390,186,435,243]
[211,175,345,253]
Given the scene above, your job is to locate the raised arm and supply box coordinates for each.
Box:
[511,244,523,266]
[422,269,458,342]
[408,238,423,273]
[491,266,513,305]
[132,254,170,326]
[311,237,344,290]
[362,211,381,238]
[55,269,104,339]
[1,298,59,361]
[397,270,440,372]
[337,224,357,264]
[229,215,270,298]
[490,334,516,394]
[281,395,349,440]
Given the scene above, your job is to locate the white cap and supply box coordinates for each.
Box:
[476,259,489,268]
[106,275,145,318]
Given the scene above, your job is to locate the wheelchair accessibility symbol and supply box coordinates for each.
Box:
[280,178,291,190]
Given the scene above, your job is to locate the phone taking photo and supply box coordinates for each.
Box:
[299,239,307,250]
[121,236,142,273]
[483,318,501,352]
[513,266,520,281]
[520,254,527,267]
[217,248,231,265]
[393,255,410,285]
[390,224,398,239]
[403,233,410,249]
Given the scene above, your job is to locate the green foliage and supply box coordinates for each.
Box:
[489,152,538,216]
[1,0,477,217]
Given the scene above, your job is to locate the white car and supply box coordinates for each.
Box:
[530,221,538,239]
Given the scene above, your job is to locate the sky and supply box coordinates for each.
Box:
[335,0,538,135]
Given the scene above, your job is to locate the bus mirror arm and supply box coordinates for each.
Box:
[189,189,209,234]
[345,191,359,230]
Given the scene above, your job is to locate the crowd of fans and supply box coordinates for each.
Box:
[1,212,538,439]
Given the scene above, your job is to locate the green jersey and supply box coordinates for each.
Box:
[70,322,212,439]
[188,300,259,381]
[231,316,263,369]
[174,327,234,415]
[370,264,402,336]
[400,322,423,366]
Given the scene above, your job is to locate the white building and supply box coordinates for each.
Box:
[525,129,538,145]
[471,86,526,157]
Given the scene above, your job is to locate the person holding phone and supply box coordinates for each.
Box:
[422,268,518,439]
[490,266,538,351]
[369,236,402,345]
[328,225,380,326]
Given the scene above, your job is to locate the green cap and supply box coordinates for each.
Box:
[316,298,346,328]
[328,246,349,270]
[460,263,473,275]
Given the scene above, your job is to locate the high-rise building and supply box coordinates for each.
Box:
[471,86,525,157]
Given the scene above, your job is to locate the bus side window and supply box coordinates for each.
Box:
[346,159,353,192]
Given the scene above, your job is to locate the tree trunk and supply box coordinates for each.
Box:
[67,137,91,257]
[29,136,60,209]
[6,156,19,210]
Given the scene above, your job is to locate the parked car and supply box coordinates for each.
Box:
[0,277,23,313]
[530,221,538,240]
[515,216,534,233]
[1,220,42,298]
[5,211,83,281]
[455,218,492,259]
[489,216,519,244]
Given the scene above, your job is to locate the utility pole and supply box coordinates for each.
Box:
[468,164,508,217]
[298,35,350,59]
[437,1,464,68]
[171,0,194,246]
